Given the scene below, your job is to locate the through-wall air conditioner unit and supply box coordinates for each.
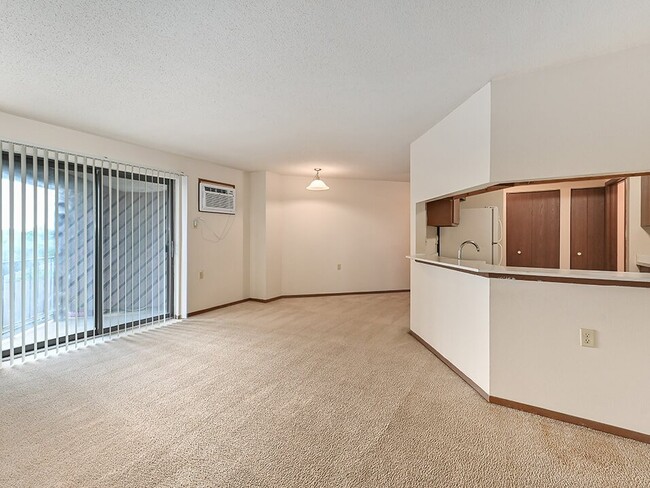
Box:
[198,179,236,214]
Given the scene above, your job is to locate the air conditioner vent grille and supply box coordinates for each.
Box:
[199,180,236,214]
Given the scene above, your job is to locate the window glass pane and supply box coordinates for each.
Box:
[102,174,169,330]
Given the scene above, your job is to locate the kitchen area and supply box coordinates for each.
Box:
[409,45,650,445]
[418,175,650,274]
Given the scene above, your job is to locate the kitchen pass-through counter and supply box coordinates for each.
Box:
[408,254,650,443]
[408,254,650,287]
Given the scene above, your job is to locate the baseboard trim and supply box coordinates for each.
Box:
[250,289,410,303]
[409,329,650,445]
[267,289,410,301]
[190,289,411,314]
[408,330,489,401]
[248,297,281,304]
[187,298,251,317]
[489,396,650,444]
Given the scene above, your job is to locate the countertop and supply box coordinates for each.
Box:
[408,254,650,284]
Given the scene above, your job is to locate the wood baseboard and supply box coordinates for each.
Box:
[489,396,650,444]
[187,299,251,317]
[248,297,280,304]
[409,328,650,445]
[268,289,409,301]
[189,289,410,314]
[250,289,410,303]
[408,330,489,401]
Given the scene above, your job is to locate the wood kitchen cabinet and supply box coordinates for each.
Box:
[427,198,460,227]
[641,176,650,227]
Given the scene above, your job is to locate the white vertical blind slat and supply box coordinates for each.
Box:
[73,155,79,348]
[116,164,121,336]
[137,167,143,331]
[156,170,160,323]
[8,143,16,365]
[43,150,49,356]
[91,159,97,345]
[162,172,165,324]
[54,153,60,353]
[32,148,39,356]
[145,169,150,326]
[107,159,113,339]
[130,165,135,331]
[63,152,70,351]
[20,145,27,362]
[82,156,88,346]
[150,169,154,324]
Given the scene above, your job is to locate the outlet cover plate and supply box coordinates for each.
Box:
[580,328,596,348]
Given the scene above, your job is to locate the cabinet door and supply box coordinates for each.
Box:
[427,198,460,227]
[506,190,560,268]
[506,193,532,267]
[571,187,606,270]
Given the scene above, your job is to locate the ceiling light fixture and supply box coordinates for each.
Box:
[306,168,330,191]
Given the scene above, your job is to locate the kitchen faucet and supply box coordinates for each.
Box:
[458,240,480,260]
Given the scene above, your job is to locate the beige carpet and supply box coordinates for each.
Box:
[1,293,649,487]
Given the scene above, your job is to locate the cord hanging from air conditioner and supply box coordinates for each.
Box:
[194,215,235,243]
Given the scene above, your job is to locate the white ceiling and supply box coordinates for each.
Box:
[1,1,650,181]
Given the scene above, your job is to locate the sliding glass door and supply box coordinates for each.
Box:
[101,169,173,333]
[2,146,174,361]
[1,153,95,357]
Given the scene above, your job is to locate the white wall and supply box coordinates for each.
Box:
[247,173,410,298]
[411,262,490,393]
[491,44,650,183]
[490,278,650,434]
[279,175,410,295]
[410,83,491,204]
[248,172,267,299]
[628,176,650,270]
[0,111,249,314]
[265,172,284,298]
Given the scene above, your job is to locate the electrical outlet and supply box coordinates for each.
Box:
[337,264,341,270]
[199,271,204,279]
[580,328,596,348]
[193,219,199,228]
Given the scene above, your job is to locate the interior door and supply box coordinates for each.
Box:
[571,187,606,270]
[506,190,560,268]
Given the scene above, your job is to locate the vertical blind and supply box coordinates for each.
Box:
[1,139,181,365]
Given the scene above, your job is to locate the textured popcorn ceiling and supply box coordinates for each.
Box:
[1,1,650,181]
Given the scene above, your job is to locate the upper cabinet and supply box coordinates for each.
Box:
[427,198,460,227]
[641,176,650,228]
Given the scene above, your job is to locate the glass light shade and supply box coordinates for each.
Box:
[306,178,329,191]
[306,168,330,191]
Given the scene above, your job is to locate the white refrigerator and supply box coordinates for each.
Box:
[439,206,503,265]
